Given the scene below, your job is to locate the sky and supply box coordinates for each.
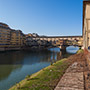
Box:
[0,0,83,36]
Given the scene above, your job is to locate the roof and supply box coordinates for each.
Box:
[0,22,9,27]
[38,36,82,38]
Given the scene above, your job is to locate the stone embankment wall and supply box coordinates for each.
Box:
[0,47,21,51]
[83,49,90,90]
[0,46,48,51]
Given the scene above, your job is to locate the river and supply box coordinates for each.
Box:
[0,46,79,90]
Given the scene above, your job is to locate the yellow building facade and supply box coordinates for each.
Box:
[10,30,25,47]
[0,23,11,47]
[0,22,25,49]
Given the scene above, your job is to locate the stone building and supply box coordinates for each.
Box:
[83,1,90,49]
[0,22,25,51]
[0,22,11,48]
[10,30,25,47]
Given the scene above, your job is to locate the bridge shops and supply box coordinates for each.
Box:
[25,35,83,50]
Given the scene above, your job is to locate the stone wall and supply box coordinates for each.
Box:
[0,47,21,51]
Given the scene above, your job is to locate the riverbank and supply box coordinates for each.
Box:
[0,46,52,52]
[55,50,85,90]
[9,49,83,90]
[55,49,90,90]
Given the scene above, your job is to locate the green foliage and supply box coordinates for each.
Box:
[26,75,31,81]
[17,83,21,89]
[50,61,53,65]
[77,49,83,54]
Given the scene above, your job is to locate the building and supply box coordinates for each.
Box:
[25,33,33,37]
[25,33,40,46]
[10,30,25,47]
[0,22,25,51]
[32,33,39,37]
[25,35,33,46]
[83,1,90,49]
[0,22,11,48]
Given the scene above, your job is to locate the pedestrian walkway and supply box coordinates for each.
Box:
[55,61,85,90]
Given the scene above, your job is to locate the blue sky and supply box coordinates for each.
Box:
[0,0,83,36]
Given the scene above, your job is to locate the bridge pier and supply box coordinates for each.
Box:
[78,46,83,50]
[59,45,66,51]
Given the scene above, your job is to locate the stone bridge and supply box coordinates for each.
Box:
[32,36,83,47]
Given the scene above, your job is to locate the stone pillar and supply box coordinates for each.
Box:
[60,45,66,52]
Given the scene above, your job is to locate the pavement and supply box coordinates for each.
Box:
[54,50,90,90]
[55,62,84,90]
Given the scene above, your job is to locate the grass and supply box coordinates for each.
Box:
[9,58,71,90]
[77,49,83,54]
[9,49,83,90]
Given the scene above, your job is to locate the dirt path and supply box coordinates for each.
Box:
[55,52,90,90]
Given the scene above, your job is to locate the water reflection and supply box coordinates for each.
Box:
[0,65,22,81]
[0,48,62,90]
[0,47,78,90]
[66,46,79,54]
[0,50,52,65]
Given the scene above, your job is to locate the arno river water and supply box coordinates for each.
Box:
[0,46,79,90]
